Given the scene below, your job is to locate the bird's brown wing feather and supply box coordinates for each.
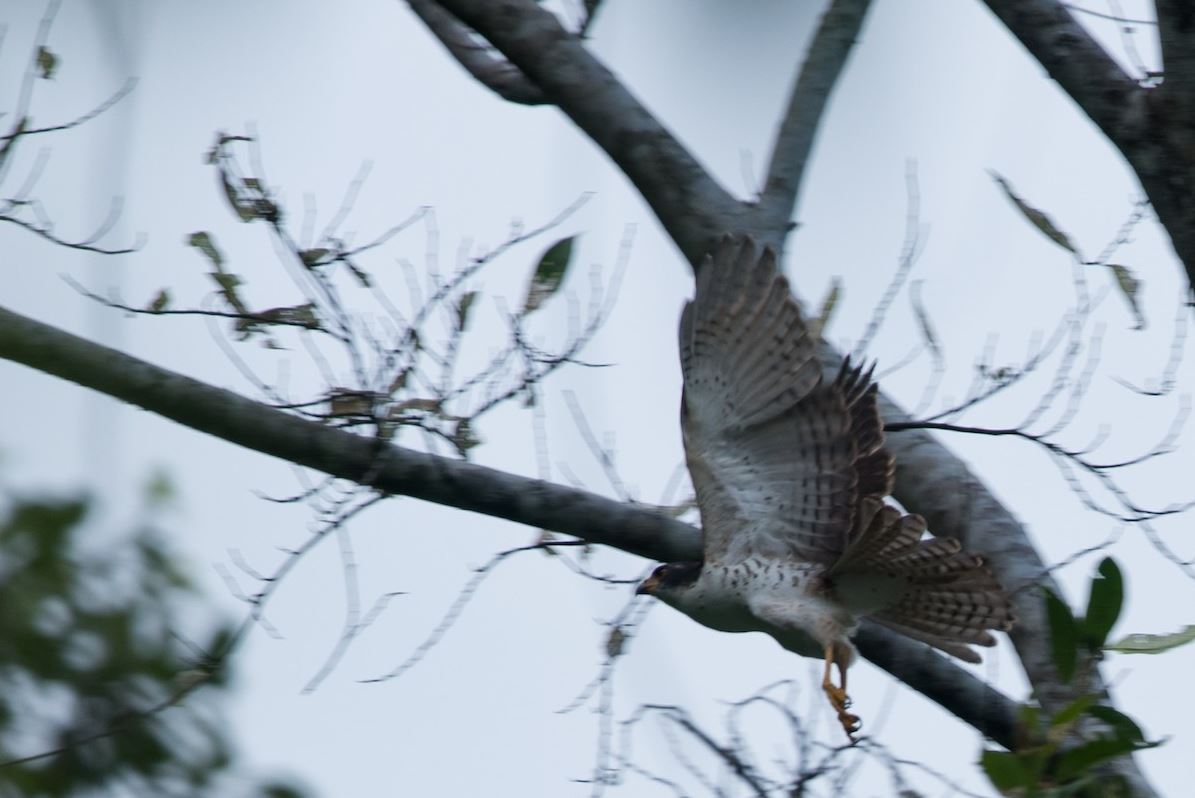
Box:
[680,234,1014,660]
[680,235,891,564]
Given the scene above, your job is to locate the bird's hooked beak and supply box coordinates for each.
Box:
[635,573,661,596]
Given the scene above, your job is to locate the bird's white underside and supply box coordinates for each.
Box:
[653,555,905,662]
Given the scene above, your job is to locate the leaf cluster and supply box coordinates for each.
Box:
[0,485,305,797]
[981,559,1159,796]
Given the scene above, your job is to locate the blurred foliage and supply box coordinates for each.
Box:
[1107,623,1195,654]
[981,558,1160,796]
[0,478,306,797]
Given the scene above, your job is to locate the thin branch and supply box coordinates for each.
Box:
[0,210,139,254]
[64,277,334,335]
[1115,293,1189,396]
[758,0,874,230]
[564,389,633,501]
[0,78,137,142]
[1062,4,1156,25]
[432,0,746,261]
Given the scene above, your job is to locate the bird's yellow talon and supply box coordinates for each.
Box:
[823,644,861,740]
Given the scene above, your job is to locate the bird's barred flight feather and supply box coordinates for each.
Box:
[650,234,1014,673]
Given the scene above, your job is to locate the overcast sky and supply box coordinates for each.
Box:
[3,1,1190,795]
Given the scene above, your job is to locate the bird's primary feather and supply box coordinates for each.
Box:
[648,234,1014,669]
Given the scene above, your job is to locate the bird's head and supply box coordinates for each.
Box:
[636,561,703,603]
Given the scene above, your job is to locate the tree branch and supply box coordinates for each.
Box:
[405,0,546,105]
[426,0,754,263]
[1156,1,1195,101]
[759,0,873,230]
[0,301,1021,748]
[980,0,1195,304]
[980,0,1140,135]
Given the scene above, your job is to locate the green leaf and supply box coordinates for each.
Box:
[1051,694,1098,730]
[522,235,575,315]
[1082,557,1123,649]
[147,289,171,312]
[1107,264,1145,330]
[144,469,176,507]
[1045,588,1079,681]
[212,272,241,292]
[456,290,478,331]
[259,303,321,330]
[220,169,259,222]
[1018,702,1043,736]
[36,46,58,79]
[1053,737,1144,782]
[300,248,330,267]
[189,231,256,322]
[980,749,1033,790]
[1086,705,1146,744]
[989,170,1077,254]
[1107,623,1195,654]
[187,231,224,268]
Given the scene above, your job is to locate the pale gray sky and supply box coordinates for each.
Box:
[3,1,1189,795]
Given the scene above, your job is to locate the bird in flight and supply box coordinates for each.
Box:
[637,235,1014,738]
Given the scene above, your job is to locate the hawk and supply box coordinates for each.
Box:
[637,235,1015,738]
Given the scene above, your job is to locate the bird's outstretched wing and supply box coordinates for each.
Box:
[679,235,893,565]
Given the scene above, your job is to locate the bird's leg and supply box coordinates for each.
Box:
[821,643,861,740]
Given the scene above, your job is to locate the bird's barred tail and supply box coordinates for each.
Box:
[835,499,1016,663]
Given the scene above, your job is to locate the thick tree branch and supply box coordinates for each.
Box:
[759,0,873,230]
[980,0,1140,137]
[0,302,1021,747]
[1156,1,1195,101]
[426,0,755,263]
[981,0,1195,303]
[406,0,546,105]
